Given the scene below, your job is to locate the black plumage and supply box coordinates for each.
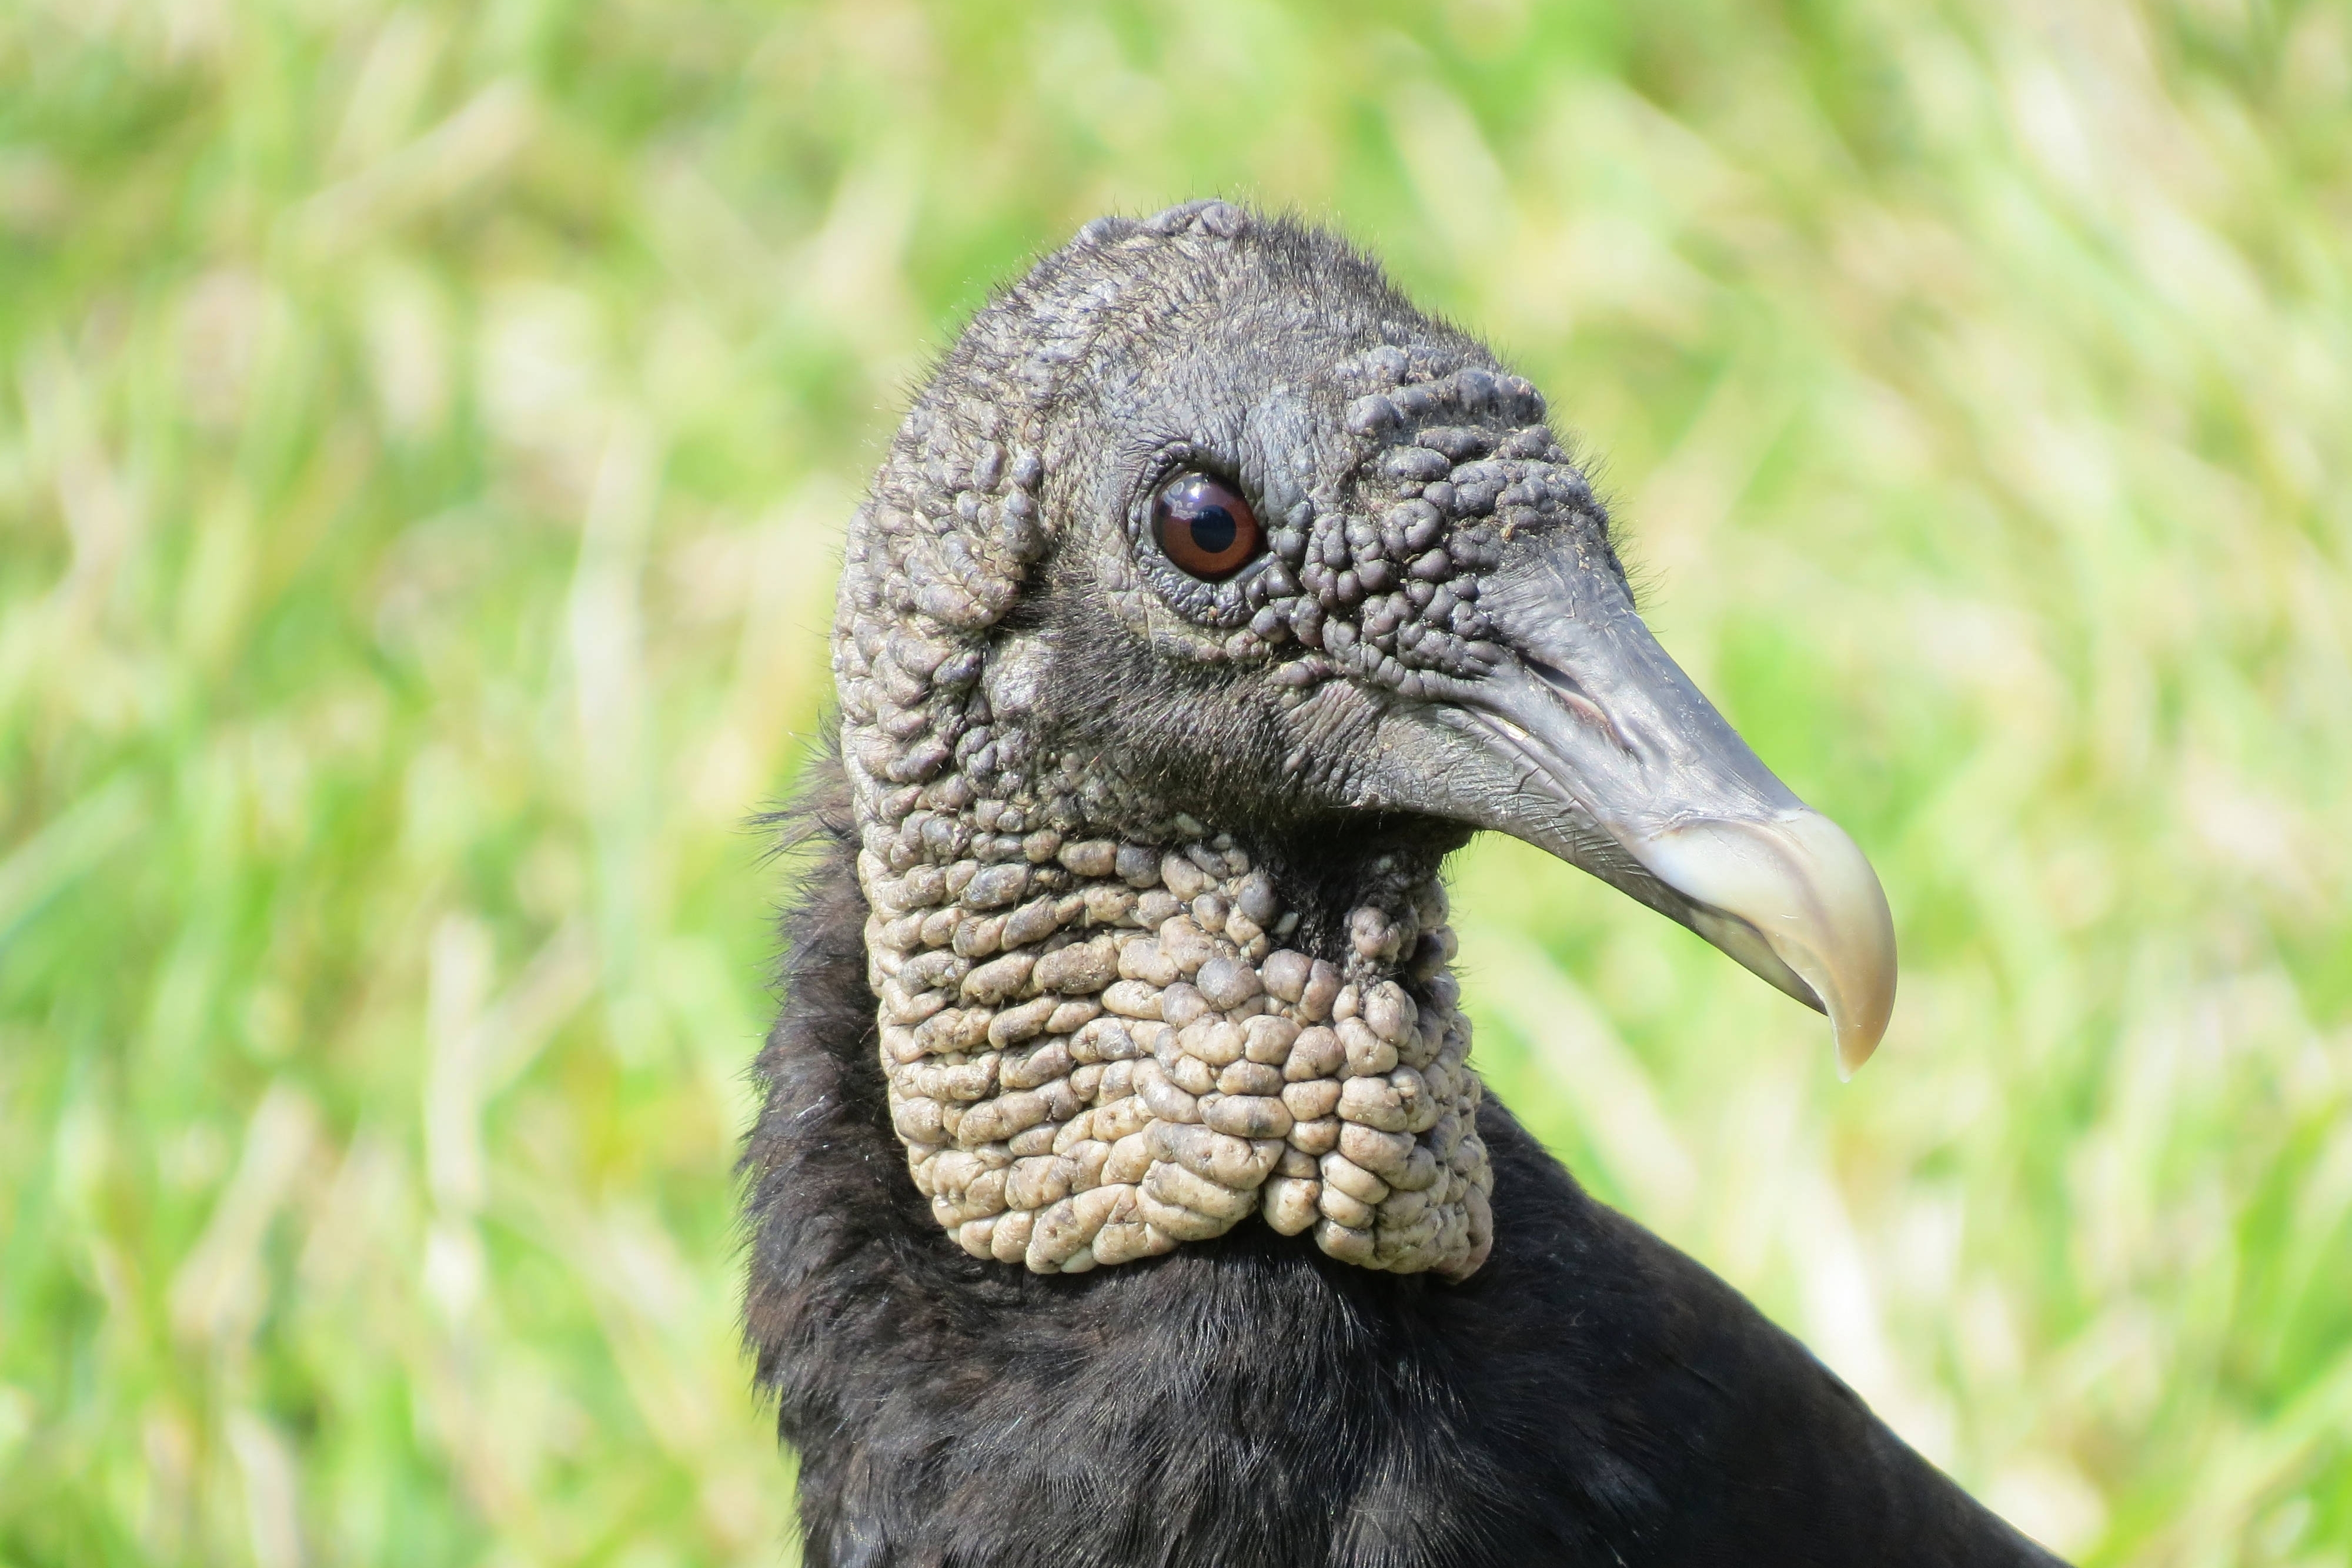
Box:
[742,203,2064,1567]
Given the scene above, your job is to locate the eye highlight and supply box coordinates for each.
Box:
[1151,472,1263,581]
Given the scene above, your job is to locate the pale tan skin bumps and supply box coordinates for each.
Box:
[862,825,1492,1279]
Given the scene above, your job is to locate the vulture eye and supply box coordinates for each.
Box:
[1151,472,1262,581]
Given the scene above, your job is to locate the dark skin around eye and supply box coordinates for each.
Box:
[1153,472,1262,580]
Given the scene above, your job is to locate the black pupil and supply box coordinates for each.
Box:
[1184,502,1237,555]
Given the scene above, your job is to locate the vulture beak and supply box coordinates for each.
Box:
[1424,540,1897,1076]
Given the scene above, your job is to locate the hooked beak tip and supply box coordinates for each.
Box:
[1633,811,1897,1076]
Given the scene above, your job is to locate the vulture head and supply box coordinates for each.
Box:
[836,200,1896,1284]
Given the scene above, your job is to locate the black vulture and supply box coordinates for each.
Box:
[744,201,2064,1567]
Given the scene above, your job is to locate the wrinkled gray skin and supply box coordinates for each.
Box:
[840,200,1774,986]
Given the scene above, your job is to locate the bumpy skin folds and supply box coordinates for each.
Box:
[746,203,2067,1568]
[864,830,1492,1278]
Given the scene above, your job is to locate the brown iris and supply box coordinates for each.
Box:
[1151,472,1262,581]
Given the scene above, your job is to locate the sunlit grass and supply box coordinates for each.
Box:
[2,1,2347,1563]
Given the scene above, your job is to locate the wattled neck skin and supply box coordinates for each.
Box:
[846,775,1494,1279]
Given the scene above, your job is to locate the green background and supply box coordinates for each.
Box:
[4,0,2348,1563]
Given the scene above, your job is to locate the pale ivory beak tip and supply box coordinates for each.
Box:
[1833,1016,1877,1081]
[1635,811,1897,1078]
[1832,983,1893,1079]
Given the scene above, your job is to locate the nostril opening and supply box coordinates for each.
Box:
[1525,656,1634,756]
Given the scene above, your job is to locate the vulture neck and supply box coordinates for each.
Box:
[836,634,1497,1278]
[752,757,2071,1568]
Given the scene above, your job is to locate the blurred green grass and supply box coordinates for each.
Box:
[2,0,2348,1563]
